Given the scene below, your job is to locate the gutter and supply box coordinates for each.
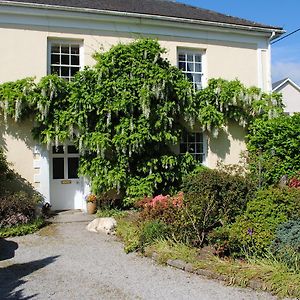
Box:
[0,0,285,38]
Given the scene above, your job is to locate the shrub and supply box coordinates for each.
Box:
[224,187,300,256]
[139,220,169,251]
[0,191,41,228]
[271,220,300,272]
[137,193,183,223]
[289,174,300,188]
[247,114,300,186]
[0,218,45,238]
[180,168,254,246]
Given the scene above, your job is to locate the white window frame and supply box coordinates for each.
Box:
[47,39,84,81]
[177,48,206,90]
[180,130,207,164]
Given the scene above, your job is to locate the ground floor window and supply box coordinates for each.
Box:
[180,131,205,163]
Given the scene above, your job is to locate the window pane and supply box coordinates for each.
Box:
[61,55,69,65]
[178,61,186,71]
[53,158,64,179]
[68,157,79,179]
[71,67,80,77]
[188,144,195,153]
[71,55,79,66]
[178,54,186,61]
[186,73,193,81]
[51,66,60,76]
[195,54,201,62]
[195,63,202,72]
[180,143,187,153]
[51,54,60,65]
[61,67,70,77]
[196,143,204,153]
[194,74,202,83]
[51,45,60,53]
[187,62,194,72]
[61,45,70,54]
[52,145,64,154]
[188,133,195,142]
[187,54,193,62]
[68,145,79,154]
[71,46,80,54]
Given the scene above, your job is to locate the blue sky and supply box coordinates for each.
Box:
[179,0,300,85]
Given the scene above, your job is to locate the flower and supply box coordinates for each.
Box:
[247,228,254,236]
[86,194,97,203]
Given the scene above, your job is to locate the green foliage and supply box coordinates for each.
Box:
[0,148,13,195]
[0,39,283,206]
[139,220,169,251]
[180,168,254,246]
[116,218,141,253]
[225,187,300,256]
[195,78,283,131]
[247,113,300,186]
[0,217,45,238]
[96,208,127,218]
[271,219,300,272]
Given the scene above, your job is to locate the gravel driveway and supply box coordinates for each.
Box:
[0,211,275,300]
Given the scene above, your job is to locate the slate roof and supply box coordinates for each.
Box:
[1,0,283,31]
[272,78,289,90]
[272,78,300,92]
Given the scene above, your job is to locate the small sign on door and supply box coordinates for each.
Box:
[61,180,72,184]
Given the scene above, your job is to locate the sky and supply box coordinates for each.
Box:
[179,0,300,85]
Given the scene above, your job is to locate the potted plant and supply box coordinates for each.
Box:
[86,194,97,214]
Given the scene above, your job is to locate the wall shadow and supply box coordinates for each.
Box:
[209,122,246,161]
[0,239,18,261]
[209,127,231,160]
[0,255,59,300]
[0,116,38,197]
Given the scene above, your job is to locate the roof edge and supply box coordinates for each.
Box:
[273,78,300,92]
[0,0,285,37]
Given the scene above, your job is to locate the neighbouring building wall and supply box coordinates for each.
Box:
[278,83,300,114]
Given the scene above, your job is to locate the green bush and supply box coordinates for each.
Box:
[271,220,300,272]
[0,217,45,238]
[139,220,169,251]
[247,114,300,186]
[224,187,300,256]
[0,191,41,228]
[180,168,254,246]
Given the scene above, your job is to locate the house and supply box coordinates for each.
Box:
[272,77,300,114]
[0,0,283,210]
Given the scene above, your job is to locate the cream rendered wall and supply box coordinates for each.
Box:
[0,118,36,185]
[0,21,268,181]
[0,27,261,87]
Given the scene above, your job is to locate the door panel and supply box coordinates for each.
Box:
[50,145,84,210]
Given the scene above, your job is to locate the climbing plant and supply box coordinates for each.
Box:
[0,39,283,205]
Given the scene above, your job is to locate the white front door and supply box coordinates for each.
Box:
[50,145,84,210]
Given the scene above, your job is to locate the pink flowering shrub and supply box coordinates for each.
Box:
[289,174,300,188]
[136,192,183,224]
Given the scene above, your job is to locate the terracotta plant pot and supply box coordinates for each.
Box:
[87,201,97,214]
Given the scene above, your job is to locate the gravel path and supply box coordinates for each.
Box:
[0,212,276,300]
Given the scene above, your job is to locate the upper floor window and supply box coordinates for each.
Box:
[180,131,205,163]
[178,50,203,90]
[49,41,81,81]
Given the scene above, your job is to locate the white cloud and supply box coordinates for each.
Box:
[272,62,300,85]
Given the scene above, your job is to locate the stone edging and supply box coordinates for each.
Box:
[151,253,265,291]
